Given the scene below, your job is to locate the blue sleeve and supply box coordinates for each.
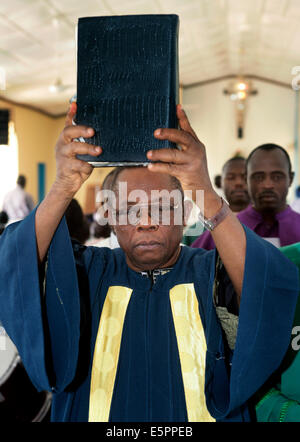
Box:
[205,226,299,420]
[0,211,50,391]
[0,210,105,393]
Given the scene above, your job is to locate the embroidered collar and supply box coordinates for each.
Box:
[139,267,173,286]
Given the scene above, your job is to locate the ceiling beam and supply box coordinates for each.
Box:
[0,94,66,119]
[182,74,293,90]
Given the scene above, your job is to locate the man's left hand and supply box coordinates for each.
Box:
[147,104,221,216]
[147,105,213,194]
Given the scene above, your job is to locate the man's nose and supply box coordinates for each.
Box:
[233,175,248,189]
[262,175,274,188]
[136,207,159,231]
[234,177,245,188]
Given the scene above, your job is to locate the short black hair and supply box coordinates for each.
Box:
[0,211,8,224]
[65,199,90,243]
[246,144,292,175]
[214,174,221,189]
[101,168,118,191]
[17,175,26,188]
[222,156,246,173]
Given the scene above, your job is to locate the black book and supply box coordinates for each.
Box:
[75,14,179,166]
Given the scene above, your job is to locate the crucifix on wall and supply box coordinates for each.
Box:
[223,78,258,138]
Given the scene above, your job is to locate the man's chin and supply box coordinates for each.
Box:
[132,248,164,268]
[131,256,165,272]
[258,202,278,211]
[230,194,249,204]
[129,246,175,272]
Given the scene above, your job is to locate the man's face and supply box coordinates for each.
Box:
[221,160,249,210]
[247,149,293,213]
[110,168,185,272]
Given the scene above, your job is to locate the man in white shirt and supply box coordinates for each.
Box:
[2,175,35,223]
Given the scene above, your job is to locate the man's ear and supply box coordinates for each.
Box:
[107,209,115,234]
[183,199,194,227]
[289,171,295,187]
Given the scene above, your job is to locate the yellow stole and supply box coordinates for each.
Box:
[88,283,214,422]
[169,284,215,422]
[89,286,132,422]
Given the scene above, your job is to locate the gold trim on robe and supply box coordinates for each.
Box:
[169,284,215,422]
[88,286,132,422]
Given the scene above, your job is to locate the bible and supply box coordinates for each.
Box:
[75,14,179,166]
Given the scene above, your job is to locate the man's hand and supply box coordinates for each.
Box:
[147,104,221,217]
[35,102,102,263]
[147,105,211,190]
[54,102,102,197]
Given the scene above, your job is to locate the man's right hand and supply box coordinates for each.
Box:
[35,102,102,263]
[54,102,102,198]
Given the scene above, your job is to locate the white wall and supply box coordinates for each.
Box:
[182,79,298,200]
[0,122,19,210]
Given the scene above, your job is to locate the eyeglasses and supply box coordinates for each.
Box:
[112,203,181,226]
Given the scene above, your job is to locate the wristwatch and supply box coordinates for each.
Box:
[198,198,230,231]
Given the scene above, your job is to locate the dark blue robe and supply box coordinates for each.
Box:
[0,210,298,422]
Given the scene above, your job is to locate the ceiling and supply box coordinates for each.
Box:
[0,0,299,116]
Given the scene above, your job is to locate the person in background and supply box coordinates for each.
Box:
[86,169,119,248]
[85,173,114,244]
[0,210,8,235]
[192,144,300,250]
[239,144,300,248]
[214,174,222,193]
[291,185,300,214]
[2,175,35,223]
[221,156,250,213]
[65,199,90,244]
[183,156,250,247]
[255,241,300,421]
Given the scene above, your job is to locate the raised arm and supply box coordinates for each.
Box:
[146,105,246,300]
[35,103,102,263]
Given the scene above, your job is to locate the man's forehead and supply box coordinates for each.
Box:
[223,160,246,175]
[116,168,175,192]
[248,149,289,172]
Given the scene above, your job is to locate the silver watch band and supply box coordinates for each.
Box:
[198,198,230,231]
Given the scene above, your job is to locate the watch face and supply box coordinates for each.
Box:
[205,220,215,231]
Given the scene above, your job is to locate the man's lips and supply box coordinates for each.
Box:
[259,193,277,200]
[231,190,247,197]
[134,241,162,250]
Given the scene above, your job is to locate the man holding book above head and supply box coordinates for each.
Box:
[0,102,298,422]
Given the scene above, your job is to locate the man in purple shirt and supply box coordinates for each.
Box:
[219,156,250,214]
[192,143,300,250]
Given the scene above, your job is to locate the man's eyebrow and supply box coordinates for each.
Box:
[125,200,171,206]
[251,170,285,175]
[250,171,265,175]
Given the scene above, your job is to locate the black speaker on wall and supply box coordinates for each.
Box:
[0,110,9,145]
